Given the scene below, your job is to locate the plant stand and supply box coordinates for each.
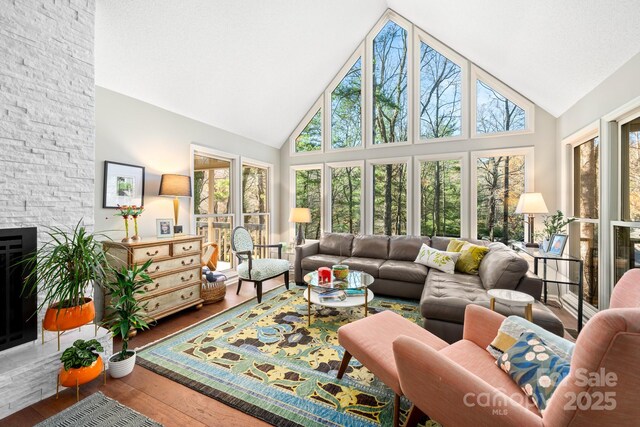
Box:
[57,356,106,402]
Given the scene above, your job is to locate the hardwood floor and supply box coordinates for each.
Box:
[2,280,580,426]
[2,279,285,427]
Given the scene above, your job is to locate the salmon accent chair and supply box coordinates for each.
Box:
[394,268,640,426]
[337,269,640,427]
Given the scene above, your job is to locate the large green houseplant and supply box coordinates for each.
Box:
[22,221,107,331]
[103,259,153,378]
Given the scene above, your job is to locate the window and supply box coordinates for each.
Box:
[193,153,234,270]
[294,107,322,153]
[476,80,525,134]
[371,161,408,235]
[571,136,600,309]
[242,163,270,258]
[331,58,362,149]
[328,163,362,233]
[372,20,408,145]
[419,41,462,139]
[293,167,322,240]
[419,159,462,237]
[622,117,640,221]
[475,154,527,243]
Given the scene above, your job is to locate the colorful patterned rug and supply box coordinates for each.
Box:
[137,286,432,426]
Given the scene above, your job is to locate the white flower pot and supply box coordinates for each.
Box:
[109,350,136,378]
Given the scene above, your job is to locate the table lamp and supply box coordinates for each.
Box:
[289,207,311,246]
[515,192,548,246]
[159,174,192,234]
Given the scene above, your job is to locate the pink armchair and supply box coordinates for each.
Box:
[394,268,640,426]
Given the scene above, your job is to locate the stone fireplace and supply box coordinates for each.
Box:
[0,0,112,418]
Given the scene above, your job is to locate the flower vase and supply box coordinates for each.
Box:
[131,216,141,242]
[121,217,132,243]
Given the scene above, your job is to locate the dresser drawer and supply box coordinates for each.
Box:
[142,254,199,276]
[144,284,201,317]
[132,244,170,263]
[140,267,201,296]
[173,239,201,256]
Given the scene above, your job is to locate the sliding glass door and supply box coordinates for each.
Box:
[242,163,270,259]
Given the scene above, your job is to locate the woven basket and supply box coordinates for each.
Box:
[201,278,226,304]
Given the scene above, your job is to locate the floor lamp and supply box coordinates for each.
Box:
[515,192,548,247]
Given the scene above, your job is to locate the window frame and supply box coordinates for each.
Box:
[413,28,469,144]
[289,96,324,157]
[325,43,366,154]
[413,152,469,238]
[324,160,365,234]
[470,147,535,241]
[289,163,324,241]
[617,106,640,221]
[366,156,413,235]
[470,66,535,139]
[365,11,414,150]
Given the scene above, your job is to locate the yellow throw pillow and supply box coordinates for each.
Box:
[447,240,489,275]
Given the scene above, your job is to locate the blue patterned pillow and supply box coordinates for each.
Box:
[497,331,570,413]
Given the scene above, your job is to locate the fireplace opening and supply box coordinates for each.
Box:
[0,227,37,352]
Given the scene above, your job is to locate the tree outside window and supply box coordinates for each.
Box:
[373,163,407,235]
[295,169,322,240]
[420,159,461,237]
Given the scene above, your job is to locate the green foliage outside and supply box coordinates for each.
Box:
[332,58,362,149]
[295,109,322,153]
[331,166,361,233]
[420,160,461,237]
[373,163,407,235]
[295,169,322,239]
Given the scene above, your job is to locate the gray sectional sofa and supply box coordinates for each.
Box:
[295,233,564,343]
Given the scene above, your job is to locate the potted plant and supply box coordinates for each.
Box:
[539,210,576,250]
[103,259,153,378]
[22,221,107,332]
[58,339,104,391]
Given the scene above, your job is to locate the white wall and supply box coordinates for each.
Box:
[279,105,559,242]
[95,87,280,239]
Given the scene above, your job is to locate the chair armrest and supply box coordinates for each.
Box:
[254,243,282,258]
[295,242,319,283]
[463,305,506,348]
[393,336,542,427]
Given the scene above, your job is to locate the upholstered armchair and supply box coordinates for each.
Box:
[231,226,290,303]
[393,268,640,426]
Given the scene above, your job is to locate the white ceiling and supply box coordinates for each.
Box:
[96,0,640,148]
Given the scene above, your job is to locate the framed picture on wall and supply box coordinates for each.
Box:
[547,234,568,256]
[156,218,174,238]
[103,161,145,208]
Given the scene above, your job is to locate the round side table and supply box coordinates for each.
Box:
[488,289,534,321]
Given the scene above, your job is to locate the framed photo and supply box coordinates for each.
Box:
[547,234,568,256]
[103,161,145,208]
[156,218,174,238]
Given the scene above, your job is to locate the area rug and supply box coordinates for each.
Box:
[137,286,432,426]
[35,392,162,427]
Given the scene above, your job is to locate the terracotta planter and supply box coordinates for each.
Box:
[43,298,95,331]
[59,355,103,387]
[109,351,136,378]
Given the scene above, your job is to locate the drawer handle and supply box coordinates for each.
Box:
[144,283,160,291]
[152,302,160,310]
[145,265,160,273]
[181,291,194,300]
[181,274,194,282]
[181,259,194,266]
[146,250,159,256]
[182,245,193,251]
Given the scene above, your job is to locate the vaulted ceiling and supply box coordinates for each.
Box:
[96,0,640,148]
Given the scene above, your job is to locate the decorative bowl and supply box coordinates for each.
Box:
[332,264,349,280]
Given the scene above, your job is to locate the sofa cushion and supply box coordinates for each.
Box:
[478,245,529,290]
[352,235,389,259]
[388,236,431,261]
[421,270,487,323]
[414,244,461,275]
[319,233,353,257]
[379,260,429,284]
[431,236,489,251]
[446,240,490,275]
[342,257,385,278]
[301,254,347,271]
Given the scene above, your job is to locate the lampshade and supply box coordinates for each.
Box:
[289,207,311,223]
[515,192,548,214]
[159,174,192,197]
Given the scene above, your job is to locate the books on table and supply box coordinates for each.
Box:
[319,290,347,303]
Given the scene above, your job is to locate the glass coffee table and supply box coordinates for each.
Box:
[303,270,374,326]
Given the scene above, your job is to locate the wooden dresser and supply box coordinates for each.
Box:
[103,235,204,322]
